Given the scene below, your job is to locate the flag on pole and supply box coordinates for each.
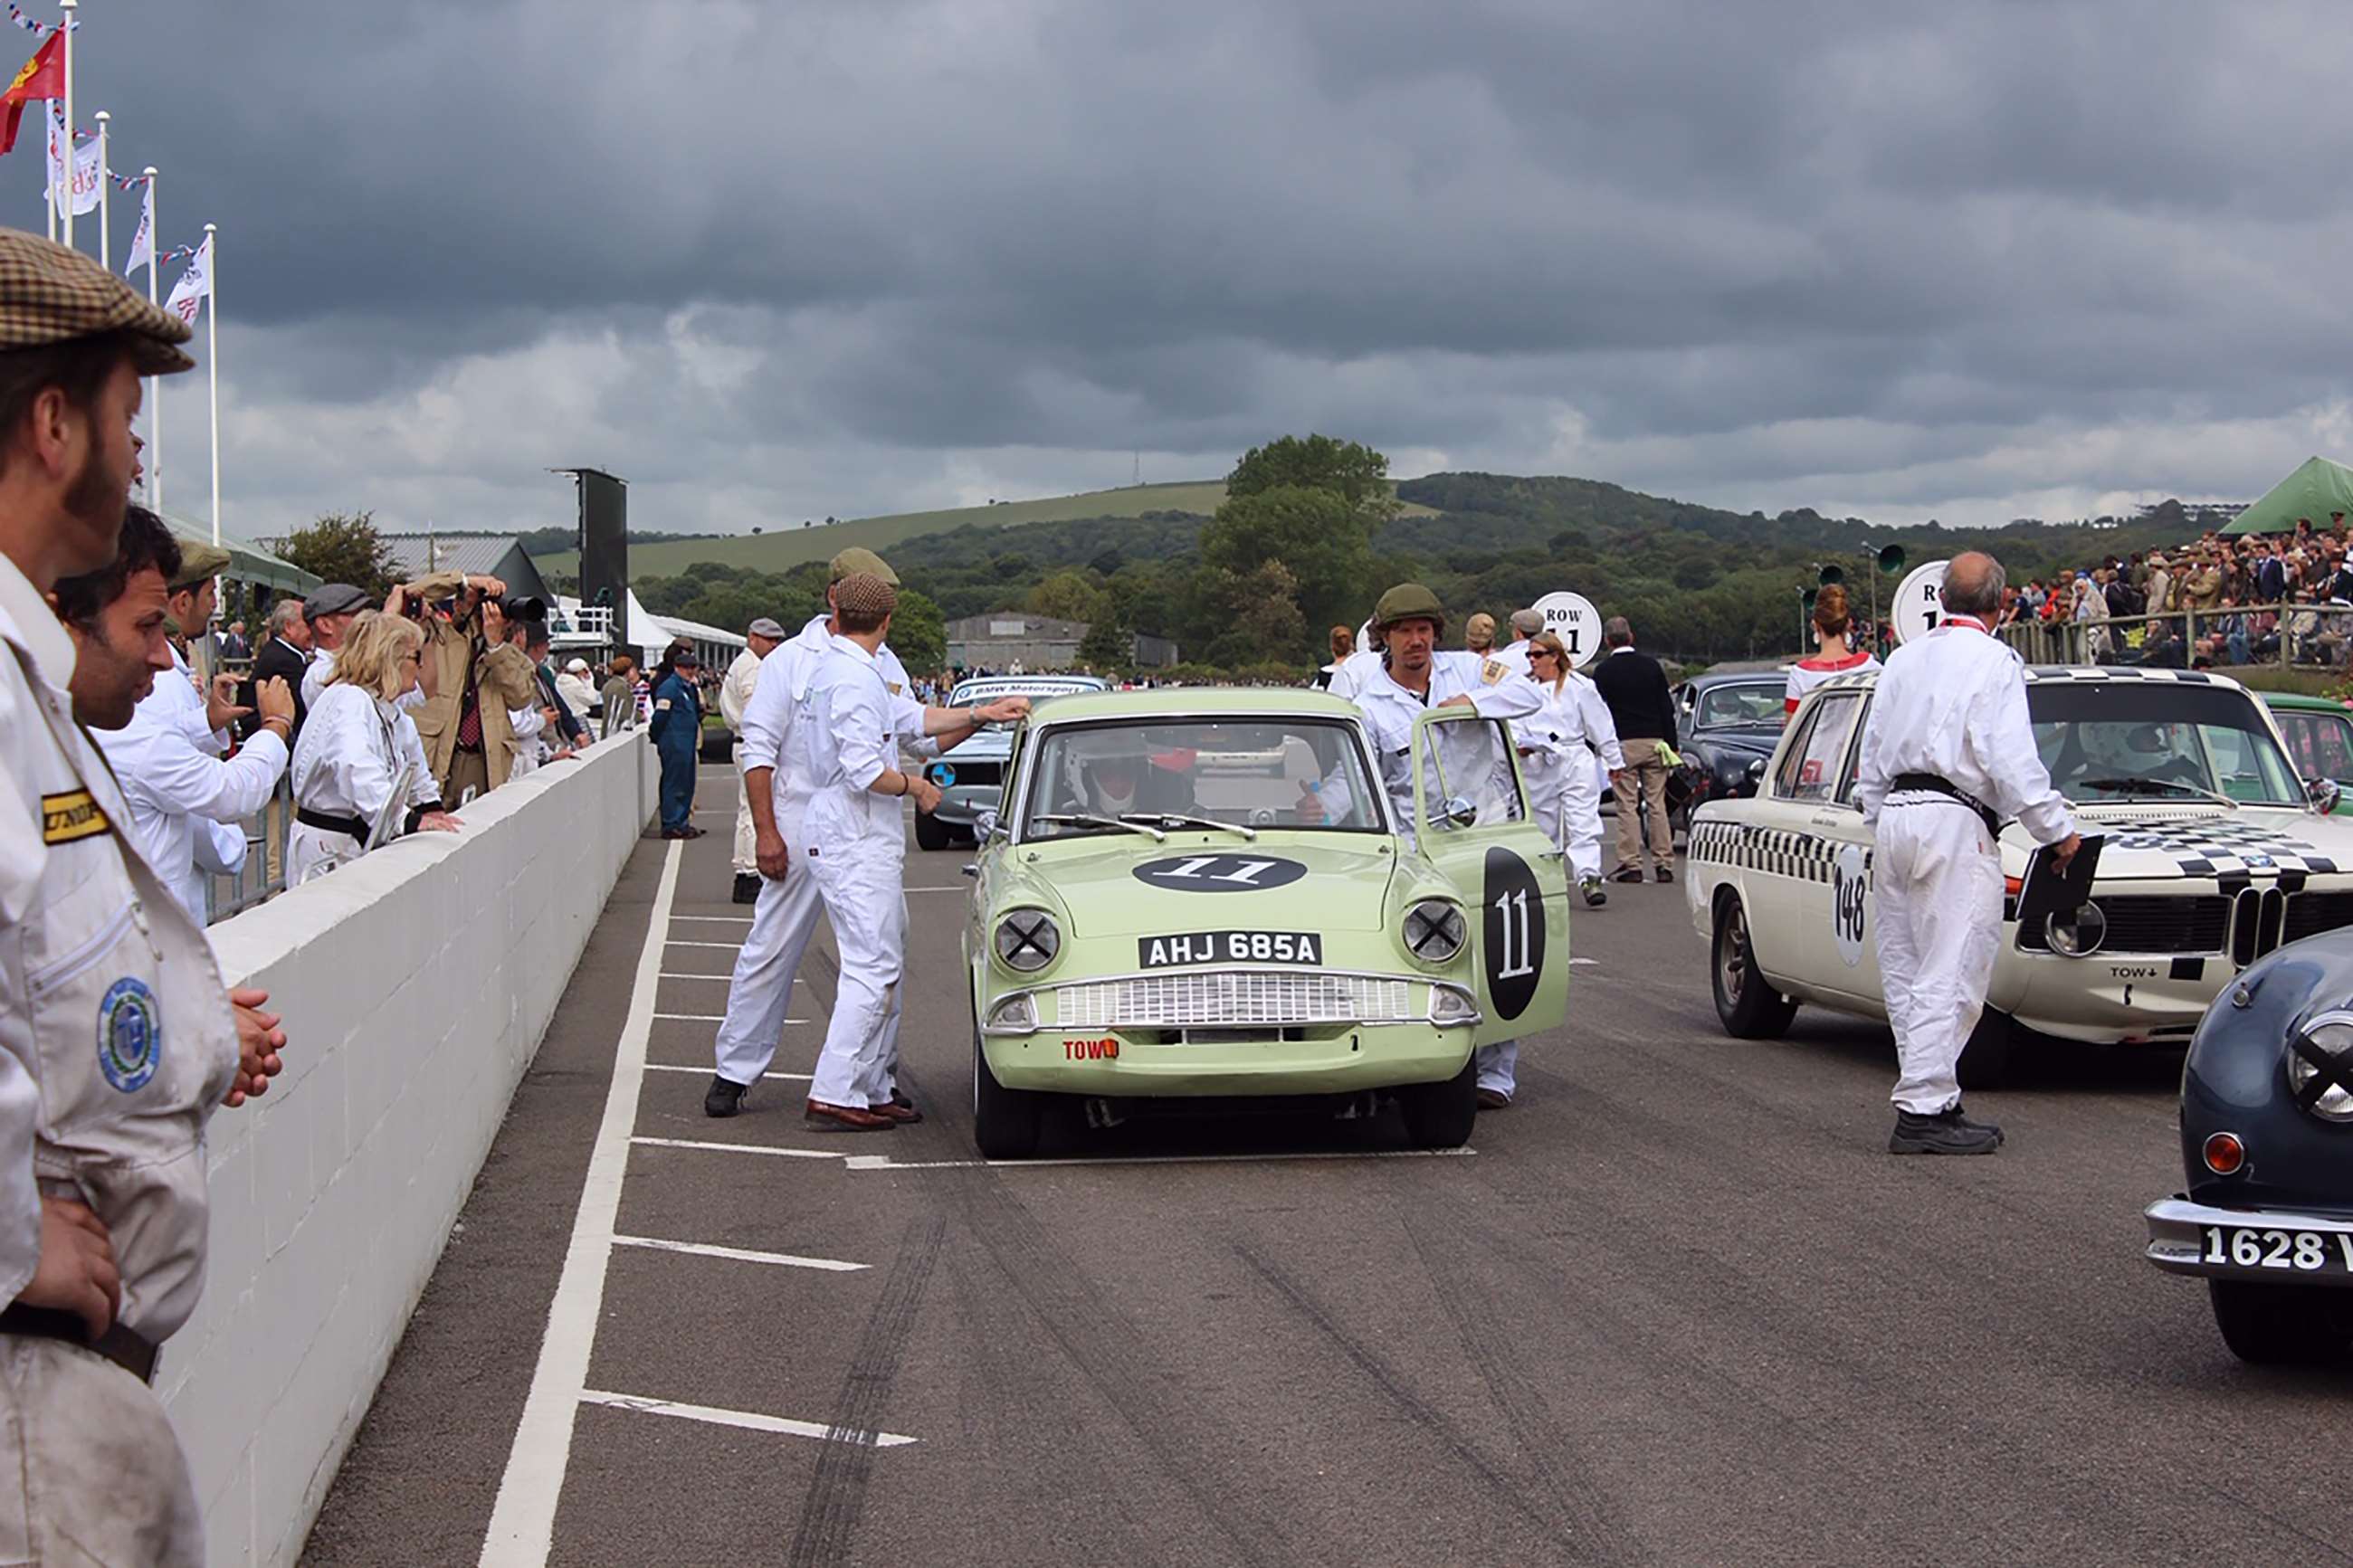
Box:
[0,29,58,154]
[42,99,64,211]
[164,233,210,324]
[65,128,93,214]
[124,176,149,275]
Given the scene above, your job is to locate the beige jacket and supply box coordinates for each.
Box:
[404,572,542,794]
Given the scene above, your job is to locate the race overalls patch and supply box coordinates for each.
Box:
[40,789,110,844]
[97,976,161,1093]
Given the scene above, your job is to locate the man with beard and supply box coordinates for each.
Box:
[0,233,283,1565]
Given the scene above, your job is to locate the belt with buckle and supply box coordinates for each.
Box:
[0,1304,160,1383]
[1890,772,2001,840]
[297,805,369,841]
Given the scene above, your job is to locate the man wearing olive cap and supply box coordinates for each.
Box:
[706,546,1027,1118]
[720,614,789,902]
[0,230,281,1563]
[1325,584,1545,1109]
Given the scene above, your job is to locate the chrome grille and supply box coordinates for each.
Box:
[1055,970,1416,1030]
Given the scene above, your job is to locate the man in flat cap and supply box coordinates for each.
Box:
[0,231,282,1563]
[720,614,789,904]
[707,546,1028,1118]
[298,581,370,711]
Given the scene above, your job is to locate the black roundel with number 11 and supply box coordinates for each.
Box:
[1481,847,1545,1021]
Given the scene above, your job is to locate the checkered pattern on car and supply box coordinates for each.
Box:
[2100,817,2339,881]
[1688,821,1850,884]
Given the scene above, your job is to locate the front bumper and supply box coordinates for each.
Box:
[2144,1196,2353,1287]
[983,1021,1474,1097]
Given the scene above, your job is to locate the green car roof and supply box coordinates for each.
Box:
[1028,686,1361,725]
[2260,690,2353,714]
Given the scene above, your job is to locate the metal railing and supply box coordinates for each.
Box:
[1998,601,2353,671]
[205,774,292,925]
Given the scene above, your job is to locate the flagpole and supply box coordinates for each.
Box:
[91,109,105,269]
[143,166,157,510]
[204,222,217,547]
[56,0,70,251]
[41,102,52,240]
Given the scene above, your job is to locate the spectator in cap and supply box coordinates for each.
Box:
[0,226,290,1564]
[1464,612,1497,655]
[247,595,315,738]
[720,615,790,902]
[599,653,639,738]
[298,582,371,711]
[93,511,297,922]
[651,645,706,838]
[555,656,598,730]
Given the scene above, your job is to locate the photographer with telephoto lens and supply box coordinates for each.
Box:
[396,571,541,804]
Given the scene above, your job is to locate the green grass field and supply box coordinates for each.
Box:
[539,479,1436,579]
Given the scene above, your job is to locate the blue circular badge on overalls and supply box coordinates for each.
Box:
[929,763,957,789]
[97,976,161,1093]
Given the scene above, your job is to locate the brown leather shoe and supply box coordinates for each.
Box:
[866,1098,924,1125]
[804,1098,897,1133]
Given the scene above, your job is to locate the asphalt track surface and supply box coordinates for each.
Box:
[302,764,2353,1567]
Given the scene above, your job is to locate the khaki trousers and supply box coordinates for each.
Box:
[1613,736,1675,870]
[0,1337,204,1566]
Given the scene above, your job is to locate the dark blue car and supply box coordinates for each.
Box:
[2145,931,2353,1363]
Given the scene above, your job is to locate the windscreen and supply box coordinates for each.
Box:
[1022,718,1383,839]
[1698,682,1786,728]
[2027,681,2301,806]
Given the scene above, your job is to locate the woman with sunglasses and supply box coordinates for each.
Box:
[1516,632,1618,911]
[288,612,462,884]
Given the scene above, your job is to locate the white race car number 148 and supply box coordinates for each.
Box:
[1832,844,1868,968]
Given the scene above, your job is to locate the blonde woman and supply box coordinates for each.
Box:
[288,612,460,884]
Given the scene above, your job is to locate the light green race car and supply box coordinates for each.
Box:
[963,687,1572,1158]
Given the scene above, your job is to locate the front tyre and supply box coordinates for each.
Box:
[2208,1279,2353,1364]
[1711,892,1796,1039]
[914,809,954,851]
[1955,1008,2015,1090]
[1396,1059,1476,1149]
[972,1023,1043,1160]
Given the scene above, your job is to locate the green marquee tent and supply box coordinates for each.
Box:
[160,510,320,595]
[2223,455,2353,536]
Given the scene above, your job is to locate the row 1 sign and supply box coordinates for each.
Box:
[1891,560,1951,645]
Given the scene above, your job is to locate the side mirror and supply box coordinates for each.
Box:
[2308,777,2341,815]
[1427,794,1479,831]
[975,808,1003,841]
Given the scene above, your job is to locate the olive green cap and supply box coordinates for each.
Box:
[828,546,899,586]
[1372,582,1445,632]
[167,540,231,590]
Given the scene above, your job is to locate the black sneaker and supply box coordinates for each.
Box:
[1579,876,1608,908]
[1889,1107,2000,1155]
[704,1075,748,1118]
[1654,865,1674,884]
[1609,864,1644,884]
[732,873,759,905]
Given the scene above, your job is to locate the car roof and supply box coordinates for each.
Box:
[1811,663,2257,697]
[1681,667,1789,689]
[1028,686,1362,726]
[2260,689,2353,713]
[949,674,1107,698]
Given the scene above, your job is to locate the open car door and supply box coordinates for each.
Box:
[1410,708,1570,1047]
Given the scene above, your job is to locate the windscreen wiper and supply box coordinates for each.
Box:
[1031,813,1167,841]
[1128,812,1257,841]
[2077,776,2235,808]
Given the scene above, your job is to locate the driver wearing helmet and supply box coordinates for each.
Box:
[1064,731,1199,819]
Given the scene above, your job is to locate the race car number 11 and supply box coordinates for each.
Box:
[1832,845,1868,968]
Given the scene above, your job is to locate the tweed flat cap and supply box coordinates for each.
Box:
[168,540,231,589]
[0,229,195,375]
[746,616,786,639]
[833,571,898,619]
[303,582,369,619]
[829,546,900,586]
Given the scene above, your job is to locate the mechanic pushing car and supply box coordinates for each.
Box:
[1329,583,1544,1108]
[1853,551,2082,1155]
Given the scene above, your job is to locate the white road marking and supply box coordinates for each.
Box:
[642,1063,811,1081]
[657,971,732,981]
[671,915,753,926]
[652,1012,729,1022]
[1570,957,1600,966]
[579,1391,917,1448]
[632,1136,841,1161]
[665,940,743,949]
[611,1235,867,1272]
[905,887,967,895]
[480,840,682,1566]
[843,1147,1480,1172]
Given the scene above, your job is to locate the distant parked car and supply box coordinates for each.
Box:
[918,674,1109,851]
[2263,691,2353,815]
[1662,670,1786,837]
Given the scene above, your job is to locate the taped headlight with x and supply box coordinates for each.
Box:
[996,910,1061,972]
[1403,898,1466,963]
[2287,1012,2353,1122]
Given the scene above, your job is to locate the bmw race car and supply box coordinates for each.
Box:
[915,674,1107,850]
[1688,666,2353,1086]
[963,688,1570,1158]
[2143,927,2353,1364]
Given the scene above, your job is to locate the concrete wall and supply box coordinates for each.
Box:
[164,731,659,1567]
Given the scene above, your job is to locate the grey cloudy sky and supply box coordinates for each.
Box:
[62,0,2353,540]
